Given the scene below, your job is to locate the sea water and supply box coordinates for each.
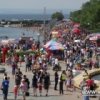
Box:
[0,27,43,41]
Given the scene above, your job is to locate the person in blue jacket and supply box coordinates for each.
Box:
[1,77,9,100]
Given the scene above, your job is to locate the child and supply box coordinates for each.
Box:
[13,85,18,100]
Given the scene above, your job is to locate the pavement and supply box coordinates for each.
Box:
[0,62,99,100]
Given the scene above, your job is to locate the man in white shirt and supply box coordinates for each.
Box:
[54,58,59,70]
[55,58,58,65]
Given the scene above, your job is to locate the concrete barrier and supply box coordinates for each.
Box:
[74,68,100,91]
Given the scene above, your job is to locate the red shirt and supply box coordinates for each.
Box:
[86,79,94,87]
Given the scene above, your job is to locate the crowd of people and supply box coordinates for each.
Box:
[0,20,99,100]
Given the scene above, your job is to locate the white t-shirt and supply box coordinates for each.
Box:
[55,58,58,65]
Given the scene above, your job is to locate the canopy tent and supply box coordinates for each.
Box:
[48,44,64,50]
[44,39,57,48]
[72,28,80,35]
[44,40,64,50]
[0,39,19,45]
[73,23,80,28]
[85,33,100,41]
[89,34,100,41]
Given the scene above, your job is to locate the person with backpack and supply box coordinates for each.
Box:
[1,77,9,100]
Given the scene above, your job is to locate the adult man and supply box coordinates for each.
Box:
[54,58,59,70]
[54,71,59,90]
[1,77,9,100]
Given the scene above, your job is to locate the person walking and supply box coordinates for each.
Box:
[59,71,66,95]
[1,77,9,100]
[59,78,63,95]
[32,72,38,96]
[25,55,29,72]
[13,84,18,100]
[44,72,50,96]
[38,71,43,96]
[23,75,30,96]
[20,79,27,100]
[54,71,59,90]
[11,62,17,78]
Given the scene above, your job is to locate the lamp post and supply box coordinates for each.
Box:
[37,33,40,50]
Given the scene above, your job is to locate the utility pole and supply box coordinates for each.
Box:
[43,7,46,29]
[43,7,47,44]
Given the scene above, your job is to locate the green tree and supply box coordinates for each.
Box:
[70,0,100,32]
[51,12,64,21]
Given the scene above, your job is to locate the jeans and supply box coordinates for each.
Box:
[3,89,8,100]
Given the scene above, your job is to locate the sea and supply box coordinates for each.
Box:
[0,27,43,40]
[0,13,69,20]
[0,14,51,41]
[0,14,69,41]
[0,14,51,21]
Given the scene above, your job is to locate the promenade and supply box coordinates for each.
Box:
[0,62,98,100]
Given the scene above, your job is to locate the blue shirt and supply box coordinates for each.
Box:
[2,80,9,90]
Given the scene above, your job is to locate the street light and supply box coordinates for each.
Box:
[37,33,40,41]
[37,33,40,50]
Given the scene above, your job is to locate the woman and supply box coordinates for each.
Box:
[65,76,75,91]
[20,79,27,100]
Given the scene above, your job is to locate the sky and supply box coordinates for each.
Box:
[0,0,89,14]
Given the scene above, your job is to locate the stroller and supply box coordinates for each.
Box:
[53,63,61,71]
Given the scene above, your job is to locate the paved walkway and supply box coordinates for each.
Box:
[0,62,99,100]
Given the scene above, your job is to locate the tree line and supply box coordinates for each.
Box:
[70,0,100,32]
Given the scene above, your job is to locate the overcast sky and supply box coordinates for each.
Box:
[0,0,89,14]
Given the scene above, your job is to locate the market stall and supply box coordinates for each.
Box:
[44,39,64,59]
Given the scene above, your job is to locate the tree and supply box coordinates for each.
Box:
[51,12,64,21]
[70,0,100,32]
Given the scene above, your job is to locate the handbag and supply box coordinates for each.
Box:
[25,92,30,96]
[0,85,3,91]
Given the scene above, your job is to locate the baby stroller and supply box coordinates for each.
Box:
[53,63,61,71]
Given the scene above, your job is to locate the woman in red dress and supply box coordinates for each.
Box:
[2,46,8,63]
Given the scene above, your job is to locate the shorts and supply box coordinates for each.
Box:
[39,85,42,90]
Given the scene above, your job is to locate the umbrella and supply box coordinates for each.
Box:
[84,33,100,41]
[49,45,64,50]
[89,35,100,41]
[44,40,64,50]
[73,23,80,28]
[72,28,80,34]
[44,40,57,48]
